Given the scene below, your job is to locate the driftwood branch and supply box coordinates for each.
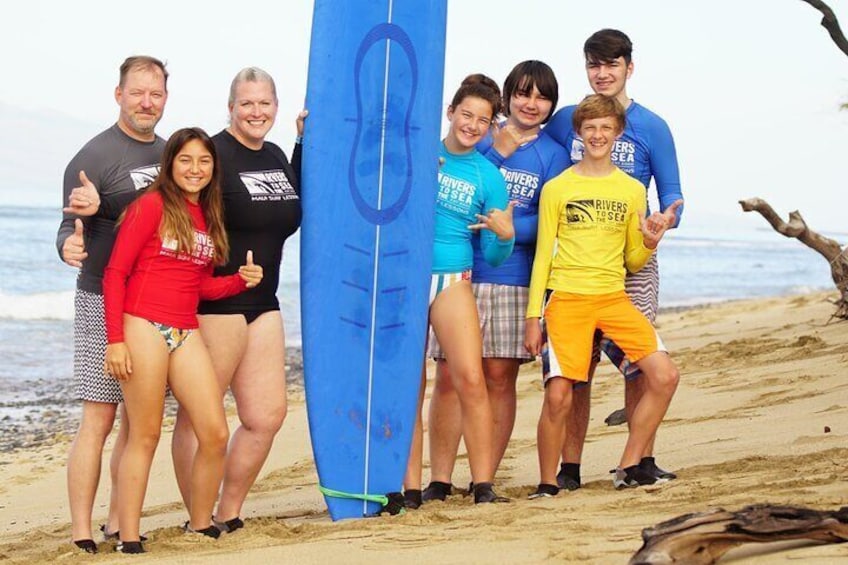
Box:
[801,0,848,57]
[630,504,848,565]
[740,197,848,319]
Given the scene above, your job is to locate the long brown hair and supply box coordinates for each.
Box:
[149,127,229,265]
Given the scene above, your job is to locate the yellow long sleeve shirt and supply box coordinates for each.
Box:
[526,167,654,318]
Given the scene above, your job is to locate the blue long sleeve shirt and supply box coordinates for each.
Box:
[472,132,569,286]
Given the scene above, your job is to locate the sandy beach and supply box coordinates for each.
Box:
[1,291,846,564]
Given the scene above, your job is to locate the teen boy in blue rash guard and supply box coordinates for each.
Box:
[543,29,684,490]
[421,62,569,503]
[404,75,515,507]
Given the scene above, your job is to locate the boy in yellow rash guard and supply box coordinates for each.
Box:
[524,95,683,495]
[527,166,652,302]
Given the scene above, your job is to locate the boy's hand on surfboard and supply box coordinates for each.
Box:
[239,250,264,288]
[296,109,309,137]
[524,318,544,356]
[492,123,538,159]
[469,201,515,241]
[104,342,132,381]
[63,170,101,217]
[62,219,88,268]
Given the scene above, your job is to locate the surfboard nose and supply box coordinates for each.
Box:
[348,22,417,227]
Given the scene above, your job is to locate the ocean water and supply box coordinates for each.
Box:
[0,205,837,424]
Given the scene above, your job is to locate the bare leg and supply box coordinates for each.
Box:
[562,383,590,464]
[216,312,287,521]
[117,316,169,542]
[170,407,195,510]
[104,403,129,534]
[619,352,679,468]
[537,378,573,486]
[168,333,229,531]
[561,357,598,465]
[171,314,246,511]
[67,400,118,542]
[427,360,462,483]
[624,376,658,457]
[403,366,427,491]
[430,282,494,485]
[483,358,520,474]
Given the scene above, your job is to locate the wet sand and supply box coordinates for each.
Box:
[1,292,846,564]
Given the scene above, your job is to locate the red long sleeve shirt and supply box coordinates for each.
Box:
[103,191,246,343]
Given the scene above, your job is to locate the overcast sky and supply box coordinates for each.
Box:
[1,0,846,233]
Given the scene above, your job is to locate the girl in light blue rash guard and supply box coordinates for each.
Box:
[404,74,514,508]
[423,61,569,501]
[431,143,513,274]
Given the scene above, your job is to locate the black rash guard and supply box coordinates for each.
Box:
[198,129,302,315]
[56,124,165,294]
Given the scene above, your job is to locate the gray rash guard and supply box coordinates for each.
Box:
[56,124,165,294]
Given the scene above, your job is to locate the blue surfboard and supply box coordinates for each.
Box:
[300,0,447,520]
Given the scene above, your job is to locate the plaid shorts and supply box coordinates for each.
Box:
[427,283,533,361]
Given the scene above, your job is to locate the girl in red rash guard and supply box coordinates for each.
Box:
[102,127,263,554]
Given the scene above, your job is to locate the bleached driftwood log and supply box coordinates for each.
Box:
[739,198,848,320]
[629,504,848,564]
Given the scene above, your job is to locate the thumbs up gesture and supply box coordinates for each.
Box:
[238,250,263,288]
[62,218,88,268]
[469,201,516,241]
[63,171,101,216]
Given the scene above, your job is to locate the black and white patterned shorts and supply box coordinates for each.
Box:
[427,282,533,362]
[74,289,122,403]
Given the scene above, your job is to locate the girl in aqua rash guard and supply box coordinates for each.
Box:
[422,62,569,501]
[102,128,263,553]
[404,75,515,507]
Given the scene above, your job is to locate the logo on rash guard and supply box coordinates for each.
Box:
[500,167,539,208]
[569,137,637,173]
[130,165,161,190]
[565,200,595,224]
[240,170,299,202]
[565,198,629,231]
[436,172,477,215]
[160,230,215,265]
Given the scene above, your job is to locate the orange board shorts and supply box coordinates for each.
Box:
[543,290,666,384]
